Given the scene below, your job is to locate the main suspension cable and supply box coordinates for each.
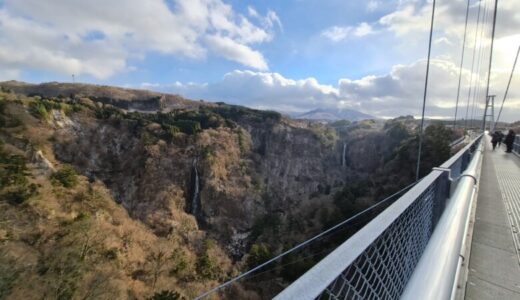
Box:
[453,0,472,129]
[416,0,436,181]
[481,0,498,130]
[464,0,483,130]
[495,45,520,125]
[470,0,490,127]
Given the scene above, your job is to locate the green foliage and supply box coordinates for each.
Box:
[127,110,224,136]
[94,105,122,119]
[250,214,281,240]
[0,144,38,204]
[247,243,272,269]
[196,239,219,280]
[385,122,410,140]
[104,248,118,260]
[333,180,370,218]
[237,129,247,154]
[0,256,22,299]
[279,253,315,282]
[28,99,64,120]
[209,104,281,123]
[196,253,217,280]
[169,248,188,276]
[0,98,5,127]
[148,290,185,300]
[330,119,351,127]
[51,165,79,188]
[29,102,49,120]
[171,120,201,135]
[4,184,38,205]
[395,123,455,178]
[41,99,62,111]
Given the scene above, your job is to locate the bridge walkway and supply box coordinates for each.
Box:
[465,136,520,299]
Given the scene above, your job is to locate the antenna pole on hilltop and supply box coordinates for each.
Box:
[72,74,75,83]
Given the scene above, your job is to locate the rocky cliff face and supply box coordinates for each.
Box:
[50,105,345,256]
[0,83,458,299]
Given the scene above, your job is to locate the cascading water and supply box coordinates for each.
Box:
[190,159,200,216]
[342,142,347,167]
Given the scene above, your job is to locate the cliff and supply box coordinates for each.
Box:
[0,82,458,299]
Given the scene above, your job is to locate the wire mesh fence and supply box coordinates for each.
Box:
[276,135,482,300]
[321,184,436,300]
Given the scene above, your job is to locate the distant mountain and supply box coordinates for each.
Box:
[295,108,374,122]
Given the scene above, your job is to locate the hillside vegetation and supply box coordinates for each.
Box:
[0,83,463,299]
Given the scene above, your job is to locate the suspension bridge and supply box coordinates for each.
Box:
[196,0,520,298]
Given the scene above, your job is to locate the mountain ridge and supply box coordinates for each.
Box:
[294,108,374,121]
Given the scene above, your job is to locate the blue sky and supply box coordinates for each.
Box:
[0,0,519,121]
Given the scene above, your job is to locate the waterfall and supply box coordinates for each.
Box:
[342,142,347,167]
[191,159,200,216]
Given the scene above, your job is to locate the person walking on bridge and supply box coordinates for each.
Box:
[504,129,516,153]
[491,131,501,150]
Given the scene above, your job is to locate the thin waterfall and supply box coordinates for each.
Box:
[191,159,200,216]
[342,142,347,167]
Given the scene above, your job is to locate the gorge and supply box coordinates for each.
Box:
[0,81,458,299]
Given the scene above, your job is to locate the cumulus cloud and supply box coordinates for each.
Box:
[321,22,375,42]
[247,6,283,32]
[367,1,381,12]
[0,0,280,79]
[165,70,339,112]
[205,36,268,70]
[152,57,519,122]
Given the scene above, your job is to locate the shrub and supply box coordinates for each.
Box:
[0,146,38,204]
[94,106,122,119]
[196,239,219,280]
[172,120,201,135]
[51,165,79,188]
[104,248,118,260]
[247,243,272,269]
[5,184,38,205]
[148,290,185,300]
[169,248,188,276]
[29,102,49,120]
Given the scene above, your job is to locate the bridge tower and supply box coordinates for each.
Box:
[482,95,495,131]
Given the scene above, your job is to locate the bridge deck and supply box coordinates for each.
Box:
[465,138,520,299]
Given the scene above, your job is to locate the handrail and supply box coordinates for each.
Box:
[514,135,520,156]
[449,136,466,148]
[274,133,483,300]
[401,137,483,299]
[274,172,440,300]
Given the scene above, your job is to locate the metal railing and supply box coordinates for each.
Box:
[514,136,520,156]
[449,136,466,148]
[275,134,483,300]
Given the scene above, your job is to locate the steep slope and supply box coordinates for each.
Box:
[0,93,235,299]
[0,83,459,299]
[0,87,346,299]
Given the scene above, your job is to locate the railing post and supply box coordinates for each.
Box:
[432,173,450,228]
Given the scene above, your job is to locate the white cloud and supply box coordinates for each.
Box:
[153,57,519,122]
[162,70,340,113]
[321,26,351,42]
[367,1,381,12]
[205,36,268,70]
[321,22,374,42]
[354,23,375,37]
[0,0,280,79]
